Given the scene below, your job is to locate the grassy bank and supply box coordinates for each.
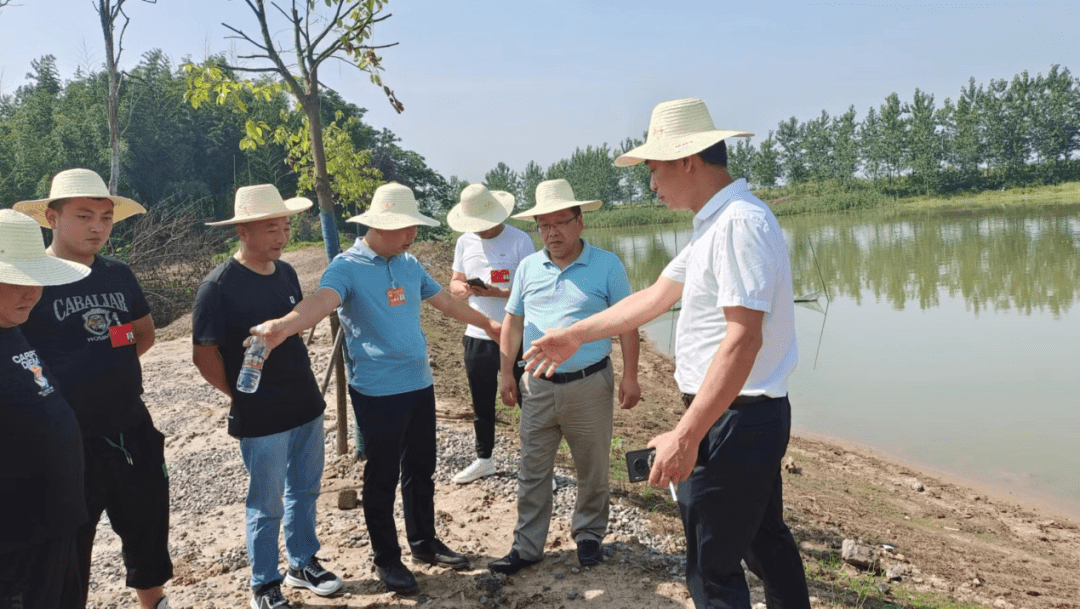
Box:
[761,179,1080,216]
[503,180,1080,229]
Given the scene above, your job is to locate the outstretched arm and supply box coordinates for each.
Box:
[426,290,501,340]
[254,287,341,350]
[525,275,683,377]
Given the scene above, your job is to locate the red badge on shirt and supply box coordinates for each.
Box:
[109,323,136,348]
[387,287,406,307]
[490,269,510,284]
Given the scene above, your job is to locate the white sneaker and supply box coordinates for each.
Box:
[453,458,496,484]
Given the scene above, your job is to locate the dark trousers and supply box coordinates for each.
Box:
[1,534,82,609]
[463,336,523,459]
[77,419,172,598]
[678,396,810,609]
[349,385,438,568]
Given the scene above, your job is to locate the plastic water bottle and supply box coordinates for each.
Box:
[236,327,268,394]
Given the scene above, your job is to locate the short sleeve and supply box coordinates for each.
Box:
[712,216,775,312]
[318,256,352,304]
[505,258,527,316]
[606,256,633,306]
[191,280,224,346]
[419,266,442,300]
[126,265,152,320]
[452,236,466,274]
[661,244,690,284]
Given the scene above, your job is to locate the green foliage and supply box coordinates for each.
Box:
[484,162,520,201]
[272,110,383,214]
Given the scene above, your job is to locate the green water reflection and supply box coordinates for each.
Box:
[570,204,1080,317]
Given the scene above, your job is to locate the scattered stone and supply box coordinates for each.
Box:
[841,539,876,570]
[337,489,358,510]
[566,588,581,600]
[885,564,905,581]
[876,582,890,595]
[911,480,925,492]
[781,456,801,474]
[475,572,506,596]
[554,571,565,580]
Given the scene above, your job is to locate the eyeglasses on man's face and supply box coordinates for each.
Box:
[534,215,579,234]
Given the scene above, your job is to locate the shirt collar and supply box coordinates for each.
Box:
[341,237,381,263]
[693,178,751,234]
[542,239,593,269]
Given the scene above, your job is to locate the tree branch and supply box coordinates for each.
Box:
[222,23,269,52]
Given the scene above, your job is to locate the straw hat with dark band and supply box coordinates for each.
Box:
[14,168,147,228]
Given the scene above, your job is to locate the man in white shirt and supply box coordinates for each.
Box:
[523,99,810,609]
[445,184,535,484]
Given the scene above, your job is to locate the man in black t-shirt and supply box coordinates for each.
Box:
[192,184,341,609]
[0,209,91,609]
[15,169,173,609]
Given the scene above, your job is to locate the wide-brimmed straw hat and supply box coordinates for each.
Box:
[512,179,602,219]
[13,168,147,228]
[347,182,439,230]
[206,184,313,226]
[614,98,753,167]
[446,184,515,233]
[0,209,90,286]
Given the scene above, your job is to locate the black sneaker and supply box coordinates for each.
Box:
[577,539,603,567]
[251,581,291,609]
[284,556,343,596]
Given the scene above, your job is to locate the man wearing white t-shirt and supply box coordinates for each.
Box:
[446,184,535,484]
[523,99,810,608]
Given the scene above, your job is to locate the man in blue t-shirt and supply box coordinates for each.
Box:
[192,184,342,609]
[488,179,640,576]
[257,183,502,597]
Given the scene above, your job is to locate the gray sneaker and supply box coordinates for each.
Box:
[251,582,291,609]
[284,555,343,596]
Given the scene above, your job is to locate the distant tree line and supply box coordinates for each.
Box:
[477,65,1080,205]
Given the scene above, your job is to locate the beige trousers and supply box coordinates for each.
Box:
[512,364,614,560]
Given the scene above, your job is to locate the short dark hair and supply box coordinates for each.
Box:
[569,205,582,217]
[697,139,728,168]
[47,197,111,213]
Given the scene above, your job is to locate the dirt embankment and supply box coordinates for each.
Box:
[86,242,1079,609]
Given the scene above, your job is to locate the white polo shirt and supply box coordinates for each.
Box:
[452,224,535,340]
[661,179,798,397]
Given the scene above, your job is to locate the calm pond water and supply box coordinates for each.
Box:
[542,203,1080,517]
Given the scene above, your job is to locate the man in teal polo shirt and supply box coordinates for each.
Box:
[489,179,640,575]
[257,183,502,597]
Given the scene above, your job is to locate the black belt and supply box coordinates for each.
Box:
[539,357,609,384]
[680,392,774,408]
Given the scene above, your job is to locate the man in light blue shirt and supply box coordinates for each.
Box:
[258,183,501,597]
[489,179,640,575]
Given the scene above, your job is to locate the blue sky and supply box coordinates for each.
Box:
[1,1,1077,184]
